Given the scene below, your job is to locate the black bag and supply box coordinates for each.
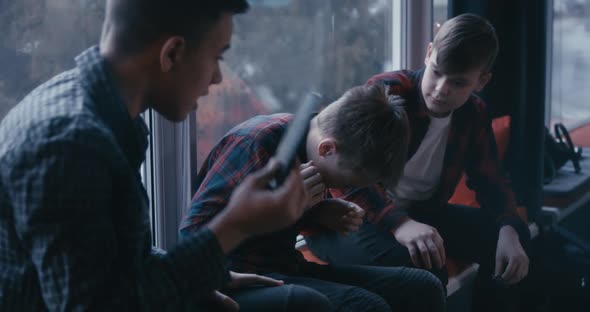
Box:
[543,123,583,184]
[534,230,590,312]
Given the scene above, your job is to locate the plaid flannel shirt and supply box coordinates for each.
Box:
[180,114,403,274]
[367,69,522,229]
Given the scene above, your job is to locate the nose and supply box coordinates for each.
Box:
[434,78,450,97]
[211,63,223,85]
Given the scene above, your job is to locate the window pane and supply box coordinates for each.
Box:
[433,0,448,33]
[194,0,395,169]
[551,0,590,128]
[0,0,104,121]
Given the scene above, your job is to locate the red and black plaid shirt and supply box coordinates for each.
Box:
[367,69,522,228]
[179,114,402,274]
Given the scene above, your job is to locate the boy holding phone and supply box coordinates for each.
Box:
[180,83,446,311]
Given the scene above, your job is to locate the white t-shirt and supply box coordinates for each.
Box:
[392,113,453,209]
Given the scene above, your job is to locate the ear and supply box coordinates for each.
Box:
[475,72,492,92]
[159,36,187,73]
[317,138,337,157]
[424,42,433,66]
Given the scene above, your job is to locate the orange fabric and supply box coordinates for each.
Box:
[299,247,328,265]
[570,122,590,147]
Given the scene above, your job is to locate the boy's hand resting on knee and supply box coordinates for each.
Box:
[392,217,446,270]
[208,159,308,253]
[309,199,365,235]
[494,225,529,285]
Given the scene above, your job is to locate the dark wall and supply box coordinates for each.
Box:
[449,0,548,220]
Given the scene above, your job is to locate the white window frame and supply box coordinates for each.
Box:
[391,0,432,71]
[391,0,407,70]
[145,110,192,250]
[545,0,554,126]
[407,0,433,70]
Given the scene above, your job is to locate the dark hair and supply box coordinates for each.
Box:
[433,13,498,73]
[318,83,409,187]
[105,0,249,53]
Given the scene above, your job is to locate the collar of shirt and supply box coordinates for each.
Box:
[75,46,149,171]
[410,69,431,118]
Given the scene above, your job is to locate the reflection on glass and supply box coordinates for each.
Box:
[433,0,448,36]
[552,0,590,128]
[194,0,395,169]
[0,1,104,121]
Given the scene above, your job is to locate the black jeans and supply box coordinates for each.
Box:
[306,204,531,312]
[192,284,332,312]
[228,283,333,312]
[229,263,445,312]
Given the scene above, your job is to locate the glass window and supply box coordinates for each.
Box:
[194,0,397,169]
[433,0,448,34]
[551,0,590,129]
[0,0,105,121]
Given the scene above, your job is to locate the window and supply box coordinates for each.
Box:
[433,0,448,33]
[550,0,590,129]
[0,0,104,121]
[193,0,398,169]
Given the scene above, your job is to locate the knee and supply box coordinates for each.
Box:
[285,285,333,312]
[428,273,446,300]
[363,294,391,312]
[345,288,391,312]
[418,269,445,292]
[411,269,447,307]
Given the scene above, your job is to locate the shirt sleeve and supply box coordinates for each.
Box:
[464,108,525,231]
[179,134,273,237]
[329,185,408,230]
[6,133,227,311]
[365,71,415,98]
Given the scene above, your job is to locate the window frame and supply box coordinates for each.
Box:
[545,0,554,127]
[146,111,193,250]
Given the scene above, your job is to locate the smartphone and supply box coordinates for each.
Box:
[268,92,322,189]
